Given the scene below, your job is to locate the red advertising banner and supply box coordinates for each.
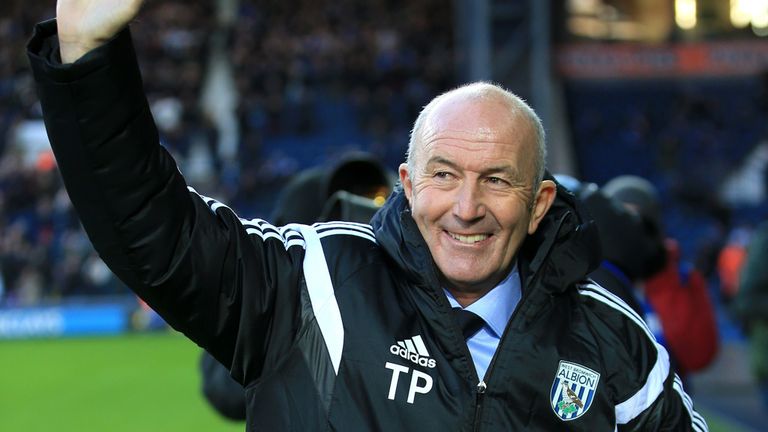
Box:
[556,41,768,79]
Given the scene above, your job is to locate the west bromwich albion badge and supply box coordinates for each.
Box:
[550,360,600,421]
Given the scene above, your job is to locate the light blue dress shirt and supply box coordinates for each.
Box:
[444,263,521,380]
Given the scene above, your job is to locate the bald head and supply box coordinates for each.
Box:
[398,82,557,300]
[406,82,546,188]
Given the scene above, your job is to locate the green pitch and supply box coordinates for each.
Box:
[0,332,242,432]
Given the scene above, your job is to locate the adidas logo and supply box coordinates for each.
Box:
[389,335,436,369]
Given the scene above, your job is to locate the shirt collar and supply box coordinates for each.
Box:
[444,262,521,338]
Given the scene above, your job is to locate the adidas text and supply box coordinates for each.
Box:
[389,344,436,368]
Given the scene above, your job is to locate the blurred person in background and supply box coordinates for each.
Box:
[557,174,717,384]
[201,153,393,421]
[733,220,768,408]
[0,1,212,306]
[716,224,751,302]
[603,175,719,379]
[27,0,706,429]
[555,175,660,317]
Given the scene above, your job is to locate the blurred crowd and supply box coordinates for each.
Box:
[0,0,217,305]
[0,0,455,305]
[232,0,453,138]
[567,78,768,299]
[0,3,766,366]
[228,0,454,214]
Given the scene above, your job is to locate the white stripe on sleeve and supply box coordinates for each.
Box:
[577,283,670,425]
[613,343,670,424]
[292,224,345,375]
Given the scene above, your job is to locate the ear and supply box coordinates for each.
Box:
[527,180,557,235]
[398,163,413,203]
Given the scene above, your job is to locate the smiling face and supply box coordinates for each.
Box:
[400,90,555,303]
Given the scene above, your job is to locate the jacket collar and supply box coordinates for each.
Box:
[370,175,601,299]
[370,186,440,289]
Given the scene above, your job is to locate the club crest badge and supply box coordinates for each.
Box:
[550,360,600,421]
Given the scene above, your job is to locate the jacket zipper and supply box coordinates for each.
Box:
[423,225,561,430]
[473,380,487,431]
[429,284,484,429]
[470,261,551,431]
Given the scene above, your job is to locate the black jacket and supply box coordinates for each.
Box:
[28,20,707,431]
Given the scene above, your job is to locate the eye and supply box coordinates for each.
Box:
[486,176,508,186]
[434,171,453,180]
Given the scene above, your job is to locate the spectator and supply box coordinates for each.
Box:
[603,175,719,378]
[733,220,768,407]
[717,225,751,301]
[0,0,214,305]
[555,174,660,317]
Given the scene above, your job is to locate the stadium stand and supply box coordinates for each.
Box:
[0,0,456,305]
[0,1,217,305]
[565,78,768,272]
[1,0,766,315]
[5,2,768,428]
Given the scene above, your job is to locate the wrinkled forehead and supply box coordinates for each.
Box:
[415,95,537,167]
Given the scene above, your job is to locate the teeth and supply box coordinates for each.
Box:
[448,232,489,244]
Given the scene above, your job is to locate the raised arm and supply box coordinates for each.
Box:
[57,0,145,63]
[27,3,306,386]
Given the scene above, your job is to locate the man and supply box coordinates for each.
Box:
[734,220,768,408]
[603,175,719,378]
[554,175,651,316]
[28,1,706,429]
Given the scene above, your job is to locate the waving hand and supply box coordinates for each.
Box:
[57,0,146,63]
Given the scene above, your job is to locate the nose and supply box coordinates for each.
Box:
[452,181,486,223]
